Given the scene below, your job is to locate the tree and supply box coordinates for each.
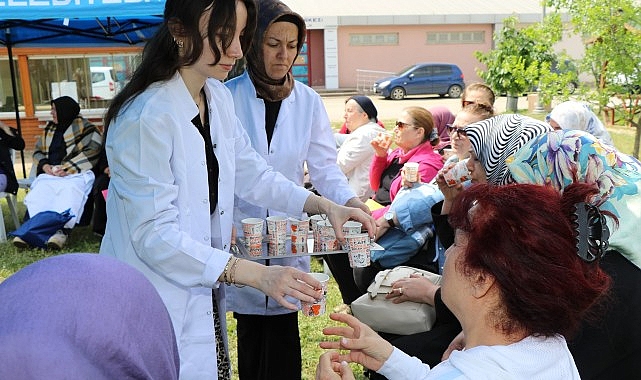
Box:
[475,15,564,112]
[547,0,641,158]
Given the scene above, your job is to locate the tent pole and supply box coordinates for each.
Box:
[5,28,27,178]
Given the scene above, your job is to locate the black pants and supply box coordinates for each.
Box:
[91,173,110,235]
[234,312,302,380]
[324,253,364,304]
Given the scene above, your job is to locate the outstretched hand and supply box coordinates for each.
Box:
[319,313,394,372]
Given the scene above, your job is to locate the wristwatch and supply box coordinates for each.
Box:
[384,211,396,228]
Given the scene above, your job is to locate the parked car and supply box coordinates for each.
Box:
[373,63,465,100]
[90,66,117,100]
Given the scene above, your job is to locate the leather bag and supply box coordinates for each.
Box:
[351,266,442,335]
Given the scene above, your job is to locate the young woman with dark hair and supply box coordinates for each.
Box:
[99,1,375,378]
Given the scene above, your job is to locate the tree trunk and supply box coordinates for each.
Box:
[633,117,640,159]
[506,96,519,112]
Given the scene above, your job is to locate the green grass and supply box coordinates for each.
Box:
[0,115,635,379]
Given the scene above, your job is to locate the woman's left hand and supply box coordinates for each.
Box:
[386,274,439,305]
[316,352,355,380]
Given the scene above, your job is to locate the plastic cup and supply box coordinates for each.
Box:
[378,131,394,150]
[301,272,330,317]
[345,233,371,268]
[404,162,419,182]
[443,159,471,187]
[317,220,338,252]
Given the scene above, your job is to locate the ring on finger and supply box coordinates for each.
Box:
[399,287,403,295]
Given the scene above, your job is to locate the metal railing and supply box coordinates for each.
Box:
[356,69,394,94]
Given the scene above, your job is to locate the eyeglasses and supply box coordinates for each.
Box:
[395,121,416,130]
[446,124,467,137]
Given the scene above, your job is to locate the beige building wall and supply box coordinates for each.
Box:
[336,24,494,88]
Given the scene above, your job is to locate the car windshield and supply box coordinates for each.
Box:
[396,65,416,76]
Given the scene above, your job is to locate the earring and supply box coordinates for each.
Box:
[177,39,184,49]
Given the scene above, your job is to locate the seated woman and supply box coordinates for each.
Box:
[317,183,611,380]
[546,100,614,146]
[369,106,442,214]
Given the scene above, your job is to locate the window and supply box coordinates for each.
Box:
[349,33,399,46]
[426,31,485,45]
[0,58,22,112]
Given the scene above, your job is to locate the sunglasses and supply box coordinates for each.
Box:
[446,124,467,137]
[462,100,476,107]
[395,121,416,130]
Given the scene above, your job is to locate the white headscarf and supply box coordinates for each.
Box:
[548,101,614,146]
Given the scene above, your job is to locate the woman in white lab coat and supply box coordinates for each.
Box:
[224,1,367,378]
[99,1,375,379]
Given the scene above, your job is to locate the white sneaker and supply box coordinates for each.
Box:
[46,230,67,250]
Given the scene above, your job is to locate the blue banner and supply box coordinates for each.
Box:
[0,0,165,20]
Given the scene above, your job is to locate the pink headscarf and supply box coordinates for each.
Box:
[428,106,455,150]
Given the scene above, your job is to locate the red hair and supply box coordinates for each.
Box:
[448,183,611,338]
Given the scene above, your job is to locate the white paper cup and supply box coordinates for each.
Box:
[266,215,288,245]
[289,217,310,245]
[309,214,326,251]
[301,272,330,317]
[443,159,471,187]
[404,162,419,182]
[241,217,264,237]
[346,233,371,268]
[378,131,394,150]
[317,220,338,252]
[341,221,363,250]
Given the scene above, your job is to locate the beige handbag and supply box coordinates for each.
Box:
[351,266,442,335]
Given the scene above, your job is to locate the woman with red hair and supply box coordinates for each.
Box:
[317,183,611,379]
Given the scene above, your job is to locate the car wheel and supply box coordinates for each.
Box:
[567,81,577,94]
[390,87,406,100]
[448,85,462,98]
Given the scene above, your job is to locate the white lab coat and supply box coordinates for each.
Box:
[224,72,356,315]
[99,73,310,379]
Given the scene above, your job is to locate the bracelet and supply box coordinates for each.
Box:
[230,257,245,288]
[222,255,234,284]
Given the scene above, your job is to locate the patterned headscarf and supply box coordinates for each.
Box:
[466,114,553,185]
[0,253,180,379]
[507,130,641,268]
[548,101,614,146]
[246,0,306,102]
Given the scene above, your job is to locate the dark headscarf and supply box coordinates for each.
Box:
[466,114,552,185]
[51,96,80,130]
[246,0,306,101]
[0,253,180,380]
[348,95,378,122]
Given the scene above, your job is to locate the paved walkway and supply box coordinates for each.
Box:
[320,93,531,123]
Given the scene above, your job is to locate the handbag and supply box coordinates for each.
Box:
[9,209,74,249]
[351,266,442,335]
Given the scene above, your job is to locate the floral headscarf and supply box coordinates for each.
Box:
[466,114,553,185]
[547,101,614,146]
[508,130,641,268]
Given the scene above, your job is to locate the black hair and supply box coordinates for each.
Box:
[104,0,257,131]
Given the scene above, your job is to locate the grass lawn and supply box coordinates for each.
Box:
[0,114,636,379]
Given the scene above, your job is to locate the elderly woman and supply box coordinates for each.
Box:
[316,183,611,379]
[461,123,641,379]
[547,100,614,146]
[370,106,443,212]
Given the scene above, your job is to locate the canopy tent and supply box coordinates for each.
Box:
[1,1,166,176]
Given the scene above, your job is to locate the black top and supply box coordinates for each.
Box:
[373,158,403,206]
[0,127,26,194]
[264,99,282,146]
[191,91,219,215]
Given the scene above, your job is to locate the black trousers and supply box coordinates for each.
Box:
[324,253,364,304]
[233,312,302,380]
[91,173,110,235]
